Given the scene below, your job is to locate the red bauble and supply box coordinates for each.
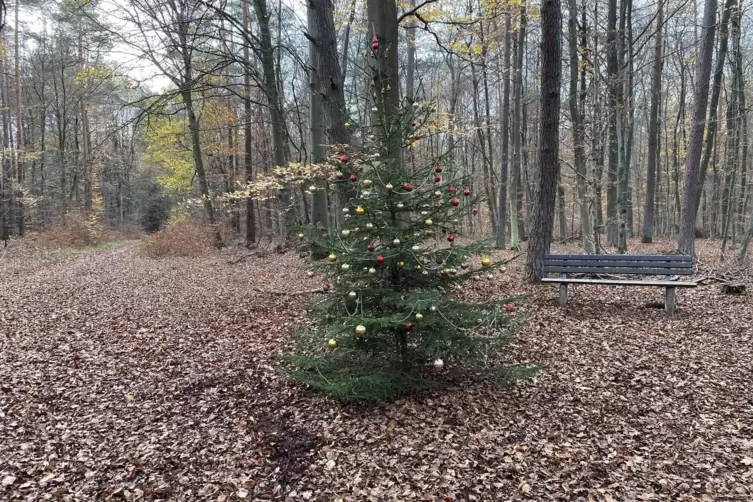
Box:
[451,198,460,207]
[367,244,375,252]
[340,154,349,164]
[376,256,385,264]
[506,304,515,313]
[434,175,441,183]
[372,31,379,52]
[322,232,329,239]
[411,121,417,127]
[449,186,456,194]
[463,188,471,196]
[447,235,455,243]
[322,284,330,291]
[435,165,443,173]
[472,208,479,215]
[404,322,414,332]
[349,174,358,182]
[404,183,414,192]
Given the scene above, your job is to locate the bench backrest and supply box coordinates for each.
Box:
[543,254,693,276]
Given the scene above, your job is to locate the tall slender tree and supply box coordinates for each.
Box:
[525,0,562,282]
[678,0,719,255]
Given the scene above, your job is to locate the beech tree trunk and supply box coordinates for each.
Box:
[568,0,593,253]
[695,0,736,218]
[678,0,718,255]
[495,8,511,249]
[509,2,526,250]
[643,1,663,243]
[243,0,256,246]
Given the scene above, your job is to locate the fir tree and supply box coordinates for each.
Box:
[281,37,528,402]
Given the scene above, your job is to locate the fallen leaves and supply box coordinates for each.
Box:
[0,239,751,500]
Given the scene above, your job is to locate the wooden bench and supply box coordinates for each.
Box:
[541,254,697,314]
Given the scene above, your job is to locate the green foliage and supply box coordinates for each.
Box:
[139,184,172,233]
[281,65,530,401]
[144,116,194,197]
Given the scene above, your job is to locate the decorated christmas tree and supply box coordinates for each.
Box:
[281,35,526,402]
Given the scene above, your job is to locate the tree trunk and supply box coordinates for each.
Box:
[525,0,562,282]
[307,0,328,229]
[695,0,736,217]
[510,2,526,250]
[309,0,350,145]
[405,0,416,102]
[678,0,718,255]
[568,0,593,252]
[495,8,511,249]
[605,0,618,246]
[642,0,663,243]
[367,0,402,174]
[183,90,216,224]
[243,0,256,245]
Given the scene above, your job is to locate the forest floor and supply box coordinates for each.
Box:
[1,238,753,501]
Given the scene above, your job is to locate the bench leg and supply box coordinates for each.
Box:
[665,287,676,314]
[559,284,568,307]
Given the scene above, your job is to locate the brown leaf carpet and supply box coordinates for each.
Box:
[1,240,752,501]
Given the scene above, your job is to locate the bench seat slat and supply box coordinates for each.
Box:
[545,254,691,262]
[541,278,697,287]
[544,266,694,275]
[543,259,692,268]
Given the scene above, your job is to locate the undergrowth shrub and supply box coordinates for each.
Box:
[141,221,217,258]
[33,213,131,249]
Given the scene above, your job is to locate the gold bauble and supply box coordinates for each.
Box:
[415,313,424,322]
[328,254,337,263]
[297,233,305,241]
[425,219,433,226]
[397,261,405,268]
[342,229,351,238]
[355,325,367,336]
[328,339,337,349]
[356,206,365,216]
[481,256,491,267]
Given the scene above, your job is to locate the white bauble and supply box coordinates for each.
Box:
[341,264,350,272]
[308,185,317,191]
[412,245,420,252]
[434,191,441,196]
[385,183,394,190]
[366,223,374,230]
[307,271,315,278]
[348,291,357,299]
[368,267,377,275]
[393,238,401,246]
[433,358,444,370]
[397,203,404,209]
[342,207,350,213]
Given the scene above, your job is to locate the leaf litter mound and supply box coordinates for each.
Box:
[1,239,752,501]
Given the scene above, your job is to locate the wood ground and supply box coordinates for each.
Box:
[1,239,752,501]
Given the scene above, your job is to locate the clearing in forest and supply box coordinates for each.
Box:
[1,239,752,500]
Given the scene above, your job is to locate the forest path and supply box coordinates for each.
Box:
[1,241,752,501]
